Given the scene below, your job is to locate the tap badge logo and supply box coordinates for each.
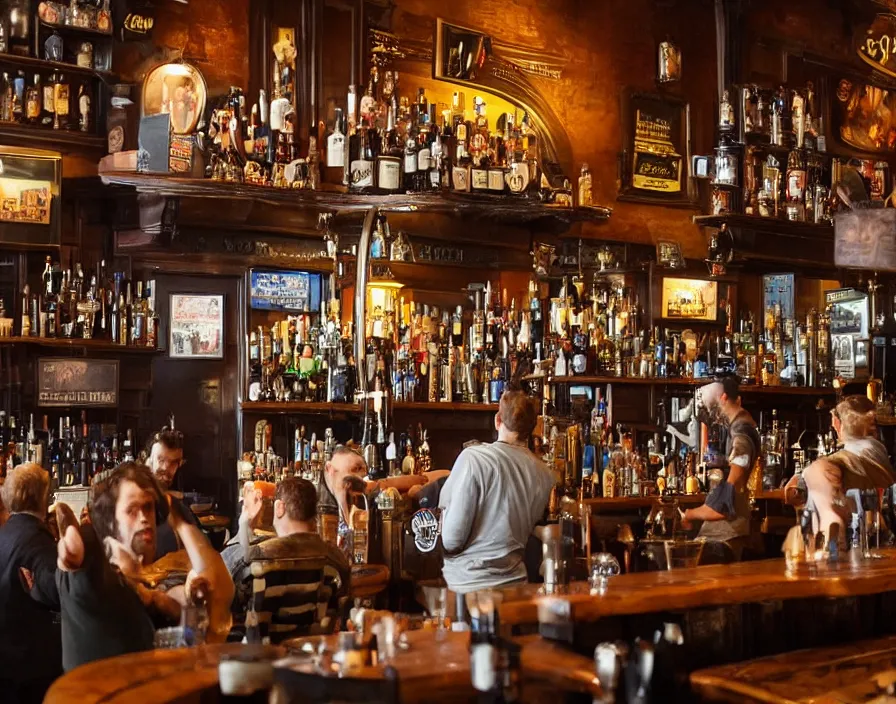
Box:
[411,508,440,553]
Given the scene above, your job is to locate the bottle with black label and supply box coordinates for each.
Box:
[41,71,55,127]
[53,72,69,130]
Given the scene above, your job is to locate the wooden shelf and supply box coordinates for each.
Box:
[693,213,834,239]
[0,50,114,79]
[38,19,113,40]
[99,171,613,226]
[240,400,500,414]
[584,494,706,510]
[0,336,160,353]
[546,375,836,396]
[0,119,106,153]
[240,401,358,414]
[395,402,499,412]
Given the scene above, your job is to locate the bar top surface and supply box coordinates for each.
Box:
[497,549,896,626]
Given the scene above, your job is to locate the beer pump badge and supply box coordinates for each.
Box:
[411,508,440,553]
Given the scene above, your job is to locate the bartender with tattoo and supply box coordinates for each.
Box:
[679,376,760,563]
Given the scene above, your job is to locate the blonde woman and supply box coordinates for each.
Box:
[786,395,894,543]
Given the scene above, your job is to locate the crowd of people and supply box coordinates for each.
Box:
[0,382,890,703]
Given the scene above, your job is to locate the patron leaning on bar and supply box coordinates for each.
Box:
[54,461,235,671]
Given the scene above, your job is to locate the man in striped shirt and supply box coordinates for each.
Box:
[238,478,351,639]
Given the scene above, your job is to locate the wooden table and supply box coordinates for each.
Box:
[283,630,600,702]
[44,644,284,704]
[691,635,896,703]
[496,548,896,626]
[44,632,600,704]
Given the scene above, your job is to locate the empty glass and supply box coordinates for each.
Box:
[664,539,705,569]
[154,626,186,649]
[589,552,621,595]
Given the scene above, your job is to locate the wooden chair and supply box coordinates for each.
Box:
[246,536,349,645]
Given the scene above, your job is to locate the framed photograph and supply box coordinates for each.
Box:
[0,146,61,248]
[661,277,718,322]
[762,274,795,320]
[656,240,685,268]
[619,91,696,207]
[169,294,224,359]
[826,288,869,337]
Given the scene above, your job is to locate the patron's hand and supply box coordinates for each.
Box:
[679,508,693,531]
[104,537,143,580]
[240,487,264,528]
[55,502,84,572]
[18,567,33,592]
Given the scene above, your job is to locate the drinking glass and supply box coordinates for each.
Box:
[154,626,185,649]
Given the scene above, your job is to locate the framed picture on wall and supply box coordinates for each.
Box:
[619,91,696,207]
[762,273,795,320]
[169,293,224,359]
[661,277,718,322]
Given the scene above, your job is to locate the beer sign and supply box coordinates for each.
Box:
[858,13,896,78]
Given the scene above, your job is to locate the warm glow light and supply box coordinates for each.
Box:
[368,281,405,290]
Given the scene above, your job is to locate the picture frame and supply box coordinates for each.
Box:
[762,274,795,320]
[660,277,718,322]
[656,239,685,268]
[619,90,697,208]
[0,146,61,248]
[169,293,224,359]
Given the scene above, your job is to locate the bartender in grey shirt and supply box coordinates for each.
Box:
[439,388,554,594]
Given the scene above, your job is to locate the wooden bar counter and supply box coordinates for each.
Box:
[45,631,600,704]
[497,549,896,627]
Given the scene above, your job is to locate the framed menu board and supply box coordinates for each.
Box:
[249,270,322,313]
[37,358,119,407]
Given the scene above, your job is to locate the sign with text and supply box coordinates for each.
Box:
[37,358,119,407]
[857,13,896,78]
[250,270,321,313]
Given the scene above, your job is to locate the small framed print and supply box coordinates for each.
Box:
[169,294,224,359]
[661,277,718,322]
[656,240,685,268]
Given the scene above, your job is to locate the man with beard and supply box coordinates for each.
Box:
[56,461,234,670]
[679,376,760,562]
[146,427,201,559]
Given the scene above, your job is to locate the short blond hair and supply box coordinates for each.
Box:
[834,395,877,440]
[1,463,49,514]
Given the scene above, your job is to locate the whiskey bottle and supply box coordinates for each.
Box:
[785,148,806,222]
[41,71,55,127]
[0,73,10,122]
[53,73,70,130]
[326,108,346,168]
[25,74,40,125]
[375,133,401,193]
[11,70,23,122]
[403,122,419,192]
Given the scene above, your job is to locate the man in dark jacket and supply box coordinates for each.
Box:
[145,427,201,560]
[0,463,62,703]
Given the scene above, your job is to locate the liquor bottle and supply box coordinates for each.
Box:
[349,128,374,189]
[132,281,146,346]
[146,281,159,349]
[43,257,57,338]
[26,414,42,467]
[61,418,74,486]
[53,73,70,130]
[25,74,40,125]
[375,132,401,193]
[20,284,30,337]
[96,0,111,33]
[77,82,91,132]
[403,122,419,192]
[785,148,806,222]
[0,72,10,121]
[326,108,346,169]
[577,163,593,207]
[41,71,55,127]
[117,291,127,345]
[451,305,464,348]
[11,70,23,122]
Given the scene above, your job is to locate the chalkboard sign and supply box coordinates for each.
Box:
[250,270,322,312]
[37,358,119,407]
[834,209,896,272]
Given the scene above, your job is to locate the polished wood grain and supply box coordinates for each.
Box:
[45,632,599,704]
[0,336,160,353]
[100,171,612,225]
[690,635,896,703]
[44,644,285,704]
[497,549,896,626]
[241,401,500,414]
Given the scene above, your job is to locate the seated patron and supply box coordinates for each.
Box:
[786,395,895,544]
[146,428,202,560]
[240,477,350,637]
[56,462,234,671]
[0,464,61,704]
[438,388,554,594]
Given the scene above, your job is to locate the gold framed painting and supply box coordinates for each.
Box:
[661,277,718,322]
